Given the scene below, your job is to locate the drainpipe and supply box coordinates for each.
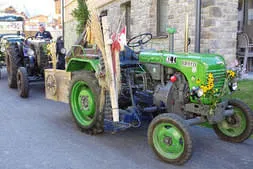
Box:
[195,0,201,53]
[62,0,65,41]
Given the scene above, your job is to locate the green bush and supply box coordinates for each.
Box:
[71,0,89,35]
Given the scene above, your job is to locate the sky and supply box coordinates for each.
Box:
[0,0,55,17]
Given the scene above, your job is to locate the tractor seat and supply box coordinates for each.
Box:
[120,60,140,68]
[120,46,139,68]
[120,46,138,61]
[85,54,100,59]
[83,48,100,59]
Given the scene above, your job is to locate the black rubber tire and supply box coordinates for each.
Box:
[17,67,29,98]
[213,99,253,143]
[6,43,22,88]
[69,71,104,135]
[148,113,192,165]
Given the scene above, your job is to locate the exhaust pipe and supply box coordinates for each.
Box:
[184,14,189,53]
[167,28,176,53]
[195,0,201,53]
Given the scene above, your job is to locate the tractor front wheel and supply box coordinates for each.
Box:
[17,67,29,98]
[213,99,253,143]
[69,71,104,135]
[148,113,192,165]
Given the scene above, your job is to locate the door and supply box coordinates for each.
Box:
[244,0,253,40]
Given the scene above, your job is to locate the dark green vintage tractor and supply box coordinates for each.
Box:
[0,33,25,79]
[51,28,253,165]
[6,36,65,98]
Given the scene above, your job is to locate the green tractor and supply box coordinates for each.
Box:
[48,28,253,165]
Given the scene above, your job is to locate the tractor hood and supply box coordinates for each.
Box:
[139,51,226,68]
[139,51,227,102]
[139,51,227,74]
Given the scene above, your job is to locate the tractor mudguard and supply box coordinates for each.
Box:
[66,58,99,73]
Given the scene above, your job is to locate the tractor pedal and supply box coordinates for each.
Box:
[104,119,132,133]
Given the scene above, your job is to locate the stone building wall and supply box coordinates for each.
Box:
[64,0,239,66]
[64,0,78,51]
[201,0,238,65]
[98,0,154,36]
[96,0,239,65]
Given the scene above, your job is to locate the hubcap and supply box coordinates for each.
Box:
[80,95,89,111]
[217,107,247,137]
[71,81,96,127]
[153,123,184,159]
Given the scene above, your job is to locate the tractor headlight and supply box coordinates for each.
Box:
[27,49,35,56]
[192,87,204,98]
[60,48,66,55]
[229,82,238,91]
[196,88,204,97]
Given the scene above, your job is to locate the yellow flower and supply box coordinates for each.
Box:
[230,71,235,78]
[196,79,201,84]
[227,70,236,78]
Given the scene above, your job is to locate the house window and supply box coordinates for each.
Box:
[157,0,168,35]
[248,0,253,25]
[121,2,131,38]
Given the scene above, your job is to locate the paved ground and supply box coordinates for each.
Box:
[0,69,253,169]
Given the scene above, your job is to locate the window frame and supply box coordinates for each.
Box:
[157,0,168,36]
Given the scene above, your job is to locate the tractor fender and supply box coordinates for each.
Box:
[66,58,99,73]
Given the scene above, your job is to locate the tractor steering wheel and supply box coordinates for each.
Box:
[127,33,152,48]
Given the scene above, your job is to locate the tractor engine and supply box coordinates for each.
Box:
[143,63,191,118]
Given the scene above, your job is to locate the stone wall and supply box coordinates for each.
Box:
[63,0,239,66]
[64,0,78,51]
[97,0,239,66]
[98,0,153,37]
[201,0,238,66]
[64,20,78,51]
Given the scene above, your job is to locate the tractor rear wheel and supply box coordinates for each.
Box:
[69,71,104,135]
[6,44,21,88]
[148,113,192,165]
[213,99,253,143]
[17,67,29,98]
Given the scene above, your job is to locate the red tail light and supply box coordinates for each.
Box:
[170,75,177,83]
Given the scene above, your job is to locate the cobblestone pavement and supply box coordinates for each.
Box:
[0,70,252,169]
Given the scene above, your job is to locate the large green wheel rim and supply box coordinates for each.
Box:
[217,107,247,137]
[71,81,96,127]
[153,123,185,160]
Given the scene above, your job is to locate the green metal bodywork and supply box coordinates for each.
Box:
[66,48,227,105]
[139,51,227,104]
[67,58,100,72]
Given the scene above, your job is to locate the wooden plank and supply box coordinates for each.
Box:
[45,69,71,103]
[102,16,120,122]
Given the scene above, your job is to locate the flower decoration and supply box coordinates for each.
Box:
[196,78,201,84]
[227,70,236,79]
[46,42,56,56]
[200,73,215,94]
